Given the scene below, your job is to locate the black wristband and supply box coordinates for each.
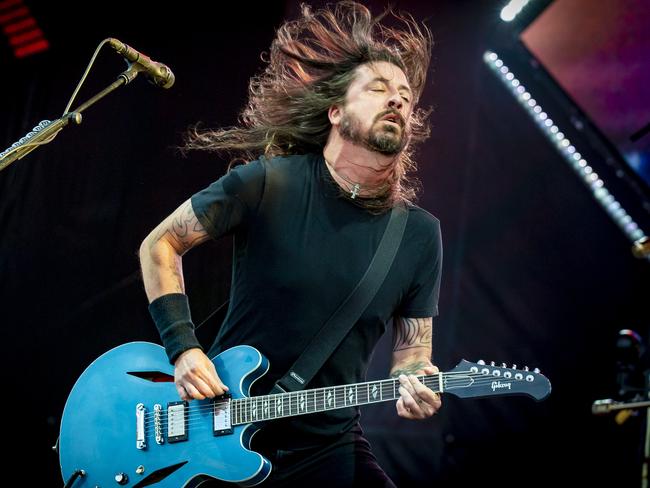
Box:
[148,293,203,364]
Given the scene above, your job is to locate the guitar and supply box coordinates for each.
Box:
[59,342,551,487]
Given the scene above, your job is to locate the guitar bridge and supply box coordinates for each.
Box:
[136,403,147,450]
[213,393,233,436]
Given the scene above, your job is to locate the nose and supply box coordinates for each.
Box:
[387,93,403,110]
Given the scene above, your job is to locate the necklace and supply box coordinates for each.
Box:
[324,158,391,199]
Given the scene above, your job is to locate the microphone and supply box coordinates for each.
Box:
[107,38,175,89]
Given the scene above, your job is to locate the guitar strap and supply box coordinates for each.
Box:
[270,186,408,394]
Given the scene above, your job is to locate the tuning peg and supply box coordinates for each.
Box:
[533,368,540,374]
[490,361,496,366]
[511,364,517,370]
[524,366,529,372]
[477,360,486,365]
[501,362,507,368]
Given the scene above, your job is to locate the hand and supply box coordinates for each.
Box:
[396,365,442,420]
[174,348,228,400]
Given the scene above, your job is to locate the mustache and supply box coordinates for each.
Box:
[375,110,405,127]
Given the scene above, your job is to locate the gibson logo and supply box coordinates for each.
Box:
[491,381,512,391]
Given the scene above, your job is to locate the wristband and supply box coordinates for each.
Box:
[148,293,203,364]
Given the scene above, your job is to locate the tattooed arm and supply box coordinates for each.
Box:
[390,316,442,419]
[139,199,211,302]
[139,199,227,401]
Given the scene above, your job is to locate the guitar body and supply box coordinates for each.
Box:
[59,342,272,487]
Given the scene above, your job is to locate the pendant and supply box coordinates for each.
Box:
[350,183,360,199]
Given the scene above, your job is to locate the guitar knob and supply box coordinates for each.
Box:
[115,473,129,485]
[477,360,486,365]
[524,366,529,371]
[511,364,517,370]
[490,361,496,366]
[501,363,507,368]
[533,368,541,374]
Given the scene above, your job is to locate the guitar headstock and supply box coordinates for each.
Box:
[443,359,551,401]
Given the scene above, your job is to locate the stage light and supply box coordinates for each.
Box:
[484,50,648,256]
[0,0,49,58]
[500,0,532,22]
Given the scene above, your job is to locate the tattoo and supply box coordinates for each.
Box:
[169,202,209,252]
[149,200,210,254]
[390,361,429,377]
[168,261,185,293]
[393,317,432,352]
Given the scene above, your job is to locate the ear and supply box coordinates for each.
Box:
[328,104,343,126]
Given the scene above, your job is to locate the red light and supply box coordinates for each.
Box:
[0,0,49,59]
[8,27,41,46]
[14,38,48,58]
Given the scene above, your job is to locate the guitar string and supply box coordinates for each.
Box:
[140,373,540,425]
[139,374,540,426]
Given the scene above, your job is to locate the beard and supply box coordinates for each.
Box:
[339,110,408,155]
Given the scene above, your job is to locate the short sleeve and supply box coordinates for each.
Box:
[397,218,443,318]
[190,160,266,240]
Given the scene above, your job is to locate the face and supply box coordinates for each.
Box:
[330,61,413,155]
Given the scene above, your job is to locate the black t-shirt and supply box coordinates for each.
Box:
[191,153,442,446]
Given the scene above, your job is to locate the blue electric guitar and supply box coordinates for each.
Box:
[59,342,551,487]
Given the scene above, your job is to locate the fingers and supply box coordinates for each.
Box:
[174,349,229,400]
[397,374,442,419]
[197,356,228,397]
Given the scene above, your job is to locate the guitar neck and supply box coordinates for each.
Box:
[229,374,441,425]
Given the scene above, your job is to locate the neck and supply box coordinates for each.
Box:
[323,132,398,192]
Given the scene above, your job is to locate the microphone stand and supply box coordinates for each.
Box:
[0,64,144,172]
[592,370,650,488]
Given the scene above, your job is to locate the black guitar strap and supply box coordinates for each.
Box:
[270,198,408,394]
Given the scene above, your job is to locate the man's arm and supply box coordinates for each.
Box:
[390,316,441,419]
[139,198,211,301]
[139,199,227,400]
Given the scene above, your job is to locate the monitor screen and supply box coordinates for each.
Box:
[520,0,650,188]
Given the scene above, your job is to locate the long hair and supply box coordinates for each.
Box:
[184,1,433,212]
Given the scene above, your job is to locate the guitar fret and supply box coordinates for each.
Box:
[324,387,333,410]
[314,389,323,413]
[359,383,369,405]
[336,386,344,408]
[274,394,278,418]
[366,382,378,403]
[298,392,307,413]
[345,385,356,406]
[240,399,245,424]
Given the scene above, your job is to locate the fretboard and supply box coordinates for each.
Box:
[229,374,441,425]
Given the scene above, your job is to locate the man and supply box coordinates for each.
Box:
[139,2,442,486]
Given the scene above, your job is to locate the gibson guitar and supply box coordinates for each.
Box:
[59,342,551,487]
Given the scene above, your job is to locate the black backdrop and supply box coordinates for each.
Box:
[2,1,649,486]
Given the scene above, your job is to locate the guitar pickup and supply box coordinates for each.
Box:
[167,401,189,443]
[213,393,233,437]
